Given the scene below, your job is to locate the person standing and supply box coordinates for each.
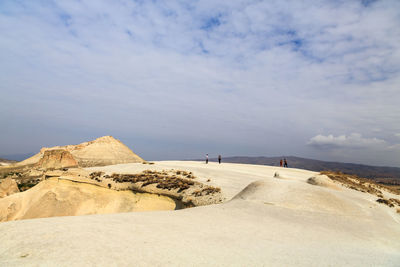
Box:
[206,154,209,164]
[280,159,283,167]
[284,158,288,168]
[218,155,222,164]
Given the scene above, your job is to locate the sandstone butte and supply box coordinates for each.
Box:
[16,136,145,169]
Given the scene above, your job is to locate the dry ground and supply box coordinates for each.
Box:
[0,161,399,266]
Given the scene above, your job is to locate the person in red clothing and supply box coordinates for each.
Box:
[280,159,283,167]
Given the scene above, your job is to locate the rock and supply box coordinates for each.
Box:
[36,150,78,170]
[307,175,339,190]
[0,178,20,198]
[0,178,177,222]
[29,169,44,177]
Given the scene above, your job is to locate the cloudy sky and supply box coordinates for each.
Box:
[1,0,400,166]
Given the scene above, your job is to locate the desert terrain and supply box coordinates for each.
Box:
[2,0,399,265]
[0,159,399,266]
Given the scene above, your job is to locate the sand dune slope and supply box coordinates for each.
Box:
[0,161,399,266]
[232,178,369,215]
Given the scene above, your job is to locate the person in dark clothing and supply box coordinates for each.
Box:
[218,155,222,164]
[284,158,288,168]
[206,154,209,164]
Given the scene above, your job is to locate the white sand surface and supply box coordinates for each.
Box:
[0,161,399,266]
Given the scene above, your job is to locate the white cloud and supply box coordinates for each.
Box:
[387,144,400,151]
[307,133,386,149]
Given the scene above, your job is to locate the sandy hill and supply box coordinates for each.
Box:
[0,161,399,266]
[16,136,144,169]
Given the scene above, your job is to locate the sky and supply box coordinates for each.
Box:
[0,0,400,166]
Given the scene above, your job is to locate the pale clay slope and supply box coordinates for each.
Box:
[1,161,399,266]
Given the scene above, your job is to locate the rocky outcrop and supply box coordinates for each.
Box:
[36,150,78,170]
[87,170,224,207]
[0,178,20,198]
[16,136,145,169]
[0,178,177,222]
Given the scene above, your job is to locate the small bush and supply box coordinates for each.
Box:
[17,182,37,192]
[89,171,104,179]
[376,198,394,207]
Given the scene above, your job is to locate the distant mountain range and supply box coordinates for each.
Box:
[196,156,400,184]
[0,157,18,166]
[3,153,400,184]
[0,153,35,161]
[0,157,18,163]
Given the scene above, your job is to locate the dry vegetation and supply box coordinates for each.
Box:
[0,169,42,192]
[1,171,23,179]
[111,171,194,192]
[321,171,383,195]
[376,198,395,207]
[192,187,221,197]
[89,169,220,196]
[321,171,400,210]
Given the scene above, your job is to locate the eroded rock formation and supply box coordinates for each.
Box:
[0,167,223,222]
[0,178,20,198]
[15,136,145,169]
[36,149,78,170]
[0,178,177,222]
